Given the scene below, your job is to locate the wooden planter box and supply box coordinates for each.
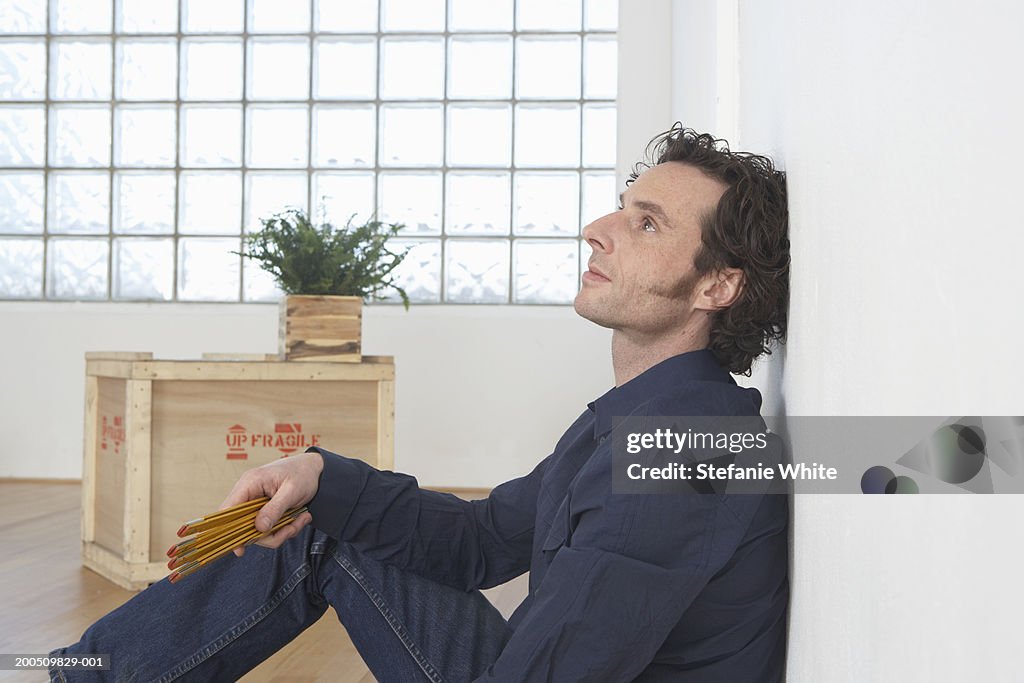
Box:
[81,351,394,590]
[279,295,362,362]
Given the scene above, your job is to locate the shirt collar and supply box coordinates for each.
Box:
[587,349,735,439]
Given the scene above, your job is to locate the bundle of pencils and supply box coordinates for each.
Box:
[166,496,307,583]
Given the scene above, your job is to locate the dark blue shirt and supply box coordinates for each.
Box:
[308,350,789,681]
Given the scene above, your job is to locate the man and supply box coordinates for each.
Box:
[51,125,790,682]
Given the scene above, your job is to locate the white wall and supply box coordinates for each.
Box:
[617,0,674,187]
[670,0,1023,679]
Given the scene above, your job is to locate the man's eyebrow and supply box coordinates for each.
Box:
[619,193,674,229]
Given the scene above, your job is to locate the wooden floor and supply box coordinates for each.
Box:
[0,482,528,683]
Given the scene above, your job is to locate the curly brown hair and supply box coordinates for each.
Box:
[629,124,790,375]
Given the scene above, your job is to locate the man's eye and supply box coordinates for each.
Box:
[641,218,656,232]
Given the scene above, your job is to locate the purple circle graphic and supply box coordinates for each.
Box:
[861,466,896,494]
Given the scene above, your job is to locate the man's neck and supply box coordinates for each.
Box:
[610,325,710,387]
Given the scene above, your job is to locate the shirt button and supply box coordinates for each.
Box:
[599,435,607,444]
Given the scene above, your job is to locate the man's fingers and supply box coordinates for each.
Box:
[252,512,310,549]
[230,512,309,556]
[218,489,246,512]
[254,483,300,532]
[218,473,264,511]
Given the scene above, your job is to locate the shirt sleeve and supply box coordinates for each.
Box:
[304,446,543,591]
[471,477,762,682]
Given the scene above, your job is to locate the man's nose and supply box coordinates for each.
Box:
[581,212,617,253]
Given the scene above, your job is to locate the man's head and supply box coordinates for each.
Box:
[574,125,789,375]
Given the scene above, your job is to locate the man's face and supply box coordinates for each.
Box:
[574,161,729,335]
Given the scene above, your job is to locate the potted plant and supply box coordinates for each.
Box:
[238,208,410,362]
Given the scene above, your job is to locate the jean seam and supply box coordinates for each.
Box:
[47,647,68,682]
[330,548,445,683]
[155,561,312,683]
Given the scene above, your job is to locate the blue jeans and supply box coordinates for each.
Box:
[49,526,513,682]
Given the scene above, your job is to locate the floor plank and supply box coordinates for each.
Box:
[0,482,527,682]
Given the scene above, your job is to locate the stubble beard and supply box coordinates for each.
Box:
[573,285,617,329]
[573,269,702,332]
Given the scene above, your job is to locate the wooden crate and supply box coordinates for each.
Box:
[81,352,394,590]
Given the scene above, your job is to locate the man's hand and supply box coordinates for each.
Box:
[218,451,324,557]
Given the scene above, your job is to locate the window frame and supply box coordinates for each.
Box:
[0,0,619,304]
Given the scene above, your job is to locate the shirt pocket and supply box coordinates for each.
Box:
[540,494,572,553]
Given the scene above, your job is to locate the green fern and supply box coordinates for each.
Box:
[236,208,411,309]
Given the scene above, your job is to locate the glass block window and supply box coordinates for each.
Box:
[0,0,618,303]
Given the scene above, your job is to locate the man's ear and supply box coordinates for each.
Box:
[696,268,745,311]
